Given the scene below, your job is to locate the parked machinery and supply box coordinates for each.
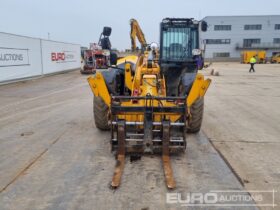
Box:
[130,18,147,51]
[241,51,267,64]
[80,27,117,74]
[88,18,211,189]
[271,53,280,63]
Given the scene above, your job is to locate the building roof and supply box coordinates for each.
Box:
[204,15,280,19]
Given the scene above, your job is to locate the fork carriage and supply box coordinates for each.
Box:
[110,95,187,154]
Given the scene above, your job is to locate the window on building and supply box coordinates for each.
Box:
[275,24,280,30]
[274,38,280,44]
[243,39,261,47]
[214,25,232,31]
[244,24,262,30]
[213,52,230,58]
[206,39,231,44]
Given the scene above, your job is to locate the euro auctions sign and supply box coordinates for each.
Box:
[51,51,76,63]
[51,52,65,61]
[0,47,29,67]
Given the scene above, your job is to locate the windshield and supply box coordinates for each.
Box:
[161,27,198,61]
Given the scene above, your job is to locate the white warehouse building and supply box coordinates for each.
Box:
[200,15,280,61]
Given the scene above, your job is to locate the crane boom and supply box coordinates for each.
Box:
[130,19,147,51]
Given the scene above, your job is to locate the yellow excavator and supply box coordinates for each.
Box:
[130,18,147,51]
[88,18,211,189]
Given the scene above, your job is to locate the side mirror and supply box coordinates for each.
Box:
[201,21,208,32]
[103,27,112,36]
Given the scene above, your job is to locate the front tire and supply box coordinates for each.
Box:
[93,96,110,130]
[187,98,204,133]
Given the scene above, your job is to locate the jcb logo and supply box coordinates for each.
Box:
[51,52,65,61]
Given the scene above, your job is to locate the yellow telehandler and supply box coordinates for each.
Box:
[88,18,211,189]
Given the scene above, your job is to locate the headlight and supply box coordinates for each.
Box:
[192,49,202,56]
[150,42,159,50]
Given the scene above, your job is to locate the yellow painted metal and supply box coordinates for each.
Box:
[117,55,138,65]
[88,52,211,124]
[116,55,183,123]
[187,73,211,108]
[133,53,162,90]
[257,51,266,63]
[87,72,111,106]
[125,63,133,90]
[130,19,147,51]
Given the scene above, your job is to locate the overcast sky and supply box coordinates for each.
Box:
[0,0,279,50]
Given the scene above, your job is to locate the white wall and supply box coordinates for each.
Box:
[0,33,42,81]
[0,32,81,83]
[41,40,80,74]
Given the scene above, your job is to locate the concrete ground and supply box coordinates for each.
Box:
[203,63,280,209]
[0,63,278,209]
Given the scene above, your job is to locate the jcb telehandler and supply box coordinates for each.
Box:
[88,18,211,189]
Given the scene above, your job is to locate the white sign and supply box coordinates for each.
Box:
[41,40,81,74]
[51,51,77,63]
[0,32,42,82]
[0,32,80,83]
[0,47,29,67]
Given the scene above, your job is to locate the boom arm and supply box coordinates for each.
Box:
[130,19,147,51]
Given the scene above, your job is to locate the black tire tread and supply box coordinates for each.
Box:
[94,96,110,130]
[187,98,204,133]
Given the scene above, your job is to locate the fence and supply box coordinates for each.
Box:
[0,32,81,83]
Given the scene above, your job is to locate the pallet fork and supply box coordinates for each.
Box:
[109,96,188,189]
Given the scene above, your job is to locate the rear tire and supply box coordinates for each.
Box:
[94,96,110,130]
[187,98,204,133]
